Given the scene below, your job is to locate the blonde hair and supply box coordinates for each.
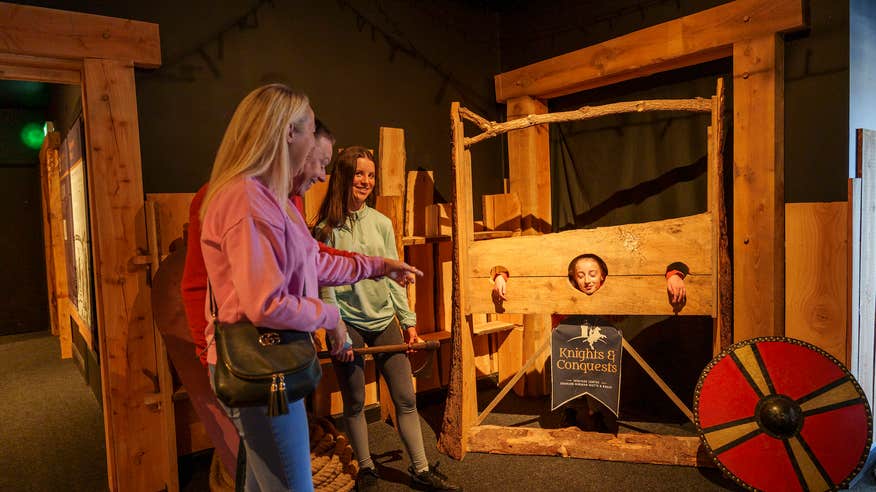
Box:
[200,84,310,219]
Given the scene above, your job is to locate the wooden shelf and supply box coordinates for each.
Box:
[471,320,518,336]
[420,330,452,342]
[474,230,514,240]
[402,235,450,246]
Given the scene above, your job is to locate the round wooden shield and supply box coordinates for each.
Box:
[694,337,872,491]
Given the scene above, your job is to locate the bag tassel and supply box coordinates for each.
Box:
[267,374,289,417]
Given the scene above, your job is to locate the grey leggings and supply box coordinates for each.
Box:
[331,319,428,472]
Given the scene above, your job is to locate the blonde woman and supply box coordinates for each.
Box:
[199,85,421,491]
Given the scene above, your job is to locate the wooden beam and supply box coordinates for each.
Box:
[467,425,711,467]
[0,52,80,84]
[0,2,161,68]
[708,78,732,354]
[46,138,72,358]
[785,202,849,363]
[468,213,712,279]
[507,95,552,397]
[732,34,784,342]
[377,127,406,198]
[507,96,551,236]
[438,102,477,459]
[493,0,805,101]
[464,99,711,147]
[469,275,712,316]
[39,133,61,337]
[83,59,169,491]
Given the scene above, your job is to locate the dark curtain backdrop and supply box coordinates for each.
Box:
[549,63,731,232]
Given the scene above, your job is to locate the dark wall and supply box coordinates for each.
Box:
[0,108,49,335]
[14,0,505,205]
[47,83,82,138]
[9,0,849,209]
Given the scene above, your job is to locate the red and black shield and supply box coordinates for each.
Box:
[694,337,872,491]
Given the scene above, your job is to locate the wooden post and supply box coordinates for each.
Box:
[48,139,72,358]
[708,79,731,354]
[438,103,477,459]
[507,95,553,396]
[39,133,61,337]
[405,171,436,334]
[83,59,170,492]
[732,35,785,342]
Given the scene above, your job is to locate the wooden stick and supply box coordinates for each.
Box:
[477,331,552,425]
[459,106,492,131]
[315,340,440,359]
[463,98,713,147]
[621,338,694,423]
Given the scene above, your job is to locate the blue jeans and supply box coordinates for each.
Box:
[210,365,313,492]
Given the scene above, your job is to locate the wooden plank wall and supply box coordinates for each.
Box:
[785,202,849,364]
[854,129,876,404]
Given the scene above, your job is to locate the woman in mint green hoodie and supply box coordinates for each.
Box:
[314,146,459,492]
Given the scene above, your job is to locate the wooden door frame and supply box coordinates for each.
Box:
[0,3,169,491]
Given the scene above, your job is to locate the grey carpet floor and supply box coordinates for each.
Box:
[0,331,107,492]
[2,331,872,491]
[351,389,743,492]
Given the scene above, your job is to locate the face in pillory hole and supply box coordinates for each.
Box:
[568,254,607,295]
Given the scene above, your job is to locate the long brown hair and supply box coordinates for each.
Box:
[314,146,376,242]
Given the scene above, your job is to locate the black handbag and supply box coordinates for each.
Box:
[210,285,322,416]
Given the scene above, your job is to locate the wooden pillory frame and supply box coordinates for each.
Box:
[437,0,808,465]
[437,81,728,466]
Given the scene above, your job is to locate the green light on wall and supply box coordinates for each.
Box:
[20,122,44,150]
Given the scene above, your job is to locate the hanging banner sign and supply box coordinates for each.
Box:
[551,316,623,416]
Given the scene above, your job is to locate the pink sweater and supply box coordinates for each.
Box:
[200,176,384,365]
